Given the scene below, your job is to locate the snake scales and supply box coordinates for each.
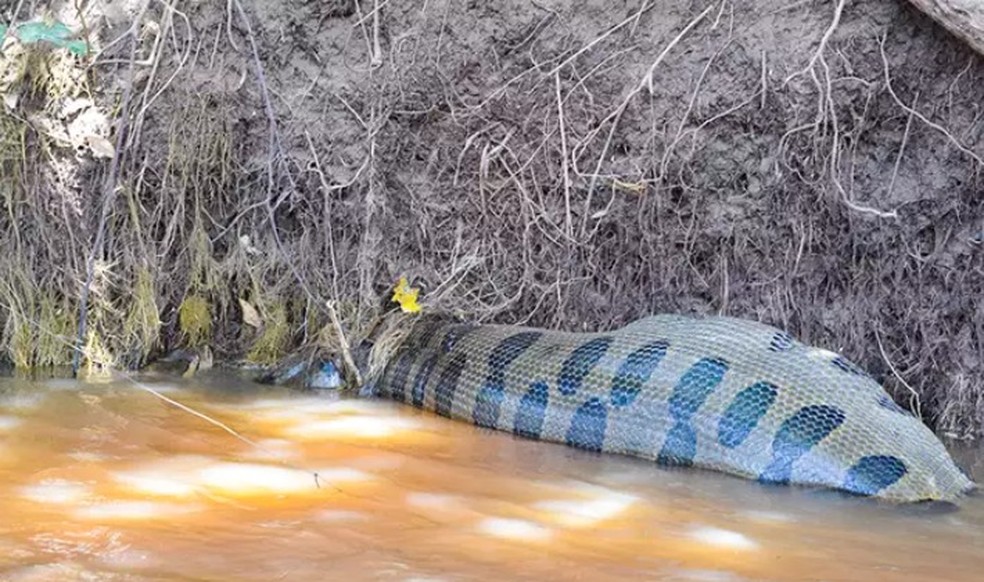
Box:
[368,314,975,502]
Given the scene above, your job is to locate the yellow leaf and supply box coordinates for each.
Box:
[239,299,264,328]
[391,276,421,314]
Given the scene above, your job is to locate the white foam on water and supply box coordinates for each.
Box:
[112,455,213,496]
[197,462,370,495]
[533,493,637,527]
[67,451,115,462]
[239,438,302,462]
[242,398,404,423]
[41,378,81,391]
[198,462,319,495]
[230,396,336,414]
[20,479,92,504]
[663,568,746,581]
[552,479,638,498]
[0,415,21,431]
[2,562,89,581]
[299,399,387,415]
[314,467,371,484]
[113,471,199,497]
[98,546,157,570]
[315,509,368,523]
[73,500,200,520]
[220,398,293,415]
[283,416,420,439]
[352,452,408,471]
[533,480,639,527]
[112,456,368,498]
[405,492,460,511]
[687,526,759,551]
[740,510,795,523]
[476,517,552,542]
[0,394,44,411]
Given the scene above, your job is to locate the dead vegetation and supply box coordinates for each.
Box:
[0,1,981,438]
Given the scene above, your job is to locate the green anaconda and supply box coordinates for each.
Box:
[367,314,975,502]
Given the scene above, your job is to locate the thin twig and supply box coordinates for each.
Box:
[544,1,654,79]
[352,0,377,68]
[225,0,241,51]
[875,324,923,419]
[555,72,573,238]
[370,0,383,68]
[879,34,984,167]
[328,300,363,387]
[305,132,343,299]
[886,91,918,201]
[578,3,715,237]
[231,0,321,309]
[780,0,898,219]
[760,49,767,109]
[784,0,847,84]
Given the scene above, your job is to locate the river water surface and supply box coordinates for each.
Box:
[0,373,982,581]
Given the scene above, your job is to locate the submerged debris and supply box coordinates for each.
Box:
[255,349,343,390]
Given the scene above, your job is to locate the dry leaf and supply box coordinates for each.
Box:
[61,97,94,119]
[238,234,261,256]
[613,179,647,194]
[239,299,263,328]
[86,134,116,159]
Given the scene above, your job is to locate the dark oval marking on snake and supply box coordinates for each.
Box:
[566,397,607,452]
[609,340,668,408]
[408,318,446,351]
[843,455,908,496]
[657,357,730,466]
[832,355,868,378]
[441,324,477,354]
[667,357,730,421]
[385,350,416,403]
[514,380,550,440]
[434,352,468,418]
[769,331,796,352]
[717,381,778,449]
[558,337,614,396]
[658,423,698,467]
[877,394,914,417]
[411,355,438,408]
[473,331,542,429]
[759,404,846,485]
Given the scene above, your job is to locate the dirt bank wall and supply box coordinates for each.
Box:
[1,1,982,437]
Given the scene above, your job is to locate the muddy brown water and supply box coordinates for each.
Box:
[0,374,982,581]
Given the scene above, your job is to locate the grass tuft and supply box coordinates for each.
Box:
[246,302,290,365]
[178,294,212,348]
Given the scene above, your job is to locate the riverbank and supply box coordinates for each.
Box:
[0,1,982,437]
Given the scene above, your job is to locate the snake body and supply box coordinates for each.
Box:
[370,314,974,502]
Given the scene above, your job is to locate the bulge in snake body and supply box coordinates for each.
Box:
[370,314,975,502]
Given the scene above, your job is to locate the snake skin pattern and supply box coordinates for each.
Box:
[371,314,975,502]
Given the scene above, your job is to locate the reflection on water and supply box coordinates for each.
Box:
[0,373,982,581]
